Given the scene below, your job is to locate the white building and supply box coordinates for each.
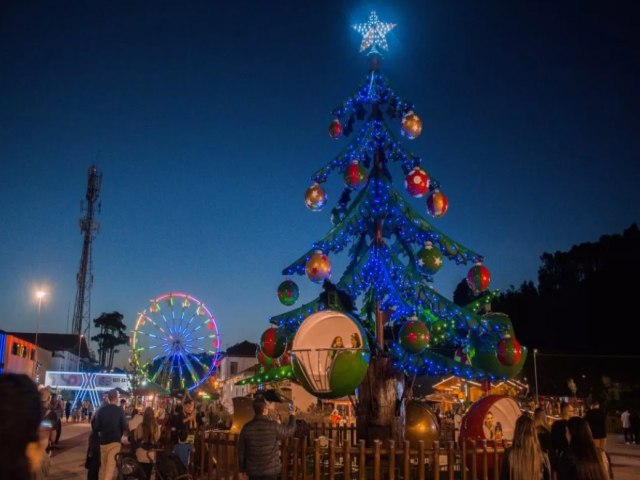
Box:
[218,341,259,413]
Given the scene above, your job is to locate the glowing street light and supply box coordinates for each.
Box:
[34,288,48,381]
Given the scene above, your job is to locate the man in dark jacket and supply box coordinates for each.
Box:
[92,389,128,480]
[585,400,607,449]
[238,396,296,480]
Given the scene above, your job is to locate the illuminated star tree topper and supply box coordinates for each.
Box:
[352,10,396,55]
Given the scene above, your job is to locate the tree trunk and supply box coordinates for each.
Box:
[356,355,406,445]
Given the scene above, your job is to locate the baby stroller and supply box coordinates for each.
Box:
[115,451,148,480]
[154,450,193,480]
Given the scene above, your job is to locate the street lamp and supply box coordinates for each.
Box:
[533,348,539,406]
[77,334,84,371]
[34,289,47,381]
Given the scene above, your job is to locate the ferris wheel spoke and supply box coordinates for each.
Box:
[181,351,200,385]
[143,314,168,337]
[189,353,212,372]
[149,357,169,383]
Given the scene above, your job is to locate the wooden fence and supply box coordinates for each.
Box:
[190,424,508,480]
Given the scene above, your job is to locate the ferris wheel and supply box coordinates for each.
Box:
[131,292,221,391]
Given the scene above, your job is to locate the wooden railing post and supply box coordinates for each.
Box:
[292,437,299,480]
[358,440,366,480]
[481,439,488,480]
[493,440,499,480]
[302,437,308,480]
[314,438,321,480]
[402,440,410,480]
[471,440,477,480]
[448,440,455,480]
[388,439,395,480]
[433,440,440,480]
[373,440,381,480]
[462,438,468,480]
[418,440,425,480]
[329,438,336,480]
[343,435,351,480]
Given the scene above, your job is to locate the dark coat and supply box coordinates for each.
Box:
[238,414,296,476]
[585,408,607,440]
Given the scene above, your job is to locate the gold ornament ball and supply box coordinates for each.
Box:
[401,111,423,140]
[304,183,327,212]
[305,250,332,283]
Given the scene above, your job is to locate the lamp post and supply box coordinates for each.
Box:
[77,334,83,371]
[34,289,47,381]
[533,348,539,406]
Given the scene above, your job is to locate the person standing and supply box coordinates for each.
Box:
[499,413,550,480]
[621,408,632,444]
[51,393,64,447]
[92,389,128,480]
[585,400,607,450]
[0,374,49,480]
[551,402,575,474]
[133,407,161,479]
[533,407,552,454]
[238,396,296,480]
[557,416,611,480]
[65,399,72,423]
[630,408,640,445]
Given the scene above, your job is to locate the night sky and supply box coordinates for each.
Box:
[1,1,638,368]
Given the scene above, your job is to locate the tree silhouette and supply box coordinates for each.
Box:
[91,311,129,368]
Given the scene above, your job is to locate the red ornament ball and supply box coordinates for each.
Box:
[256,347,277,369]
[344,160,368,189]
[466,264,491,292]
[426,190,449,218]
[260,327,288,358]
[405,167,430,198]
[305,250,332,283]
[328,118,342,139]
[305,183,327,212]
[497,336,522,366]
[279,350,291,366]
[399,318,430,354]
[277,280,299,306]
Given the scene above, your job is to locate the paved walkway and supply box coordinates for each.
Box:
[49,428,640,480]
[48,421,91,480]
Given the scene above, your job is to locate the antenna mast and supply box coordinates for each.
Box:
[71,165,102,339]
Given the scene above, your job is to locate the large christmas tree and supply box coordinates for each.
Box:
[242,11,526,443]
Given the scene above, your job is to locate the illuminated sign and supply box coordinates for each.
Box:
[45,371,131,409]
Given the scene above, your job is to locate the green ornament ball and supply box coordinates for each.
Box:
[417,243,443,275]
[399,319,430,354]
[277,280,299,306]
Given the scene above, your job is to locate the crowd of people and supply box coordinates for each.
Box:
[500,401,614,480]
[0,371,635,480]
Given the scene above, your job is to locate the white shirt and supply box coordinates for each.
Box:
[622,410,631,429]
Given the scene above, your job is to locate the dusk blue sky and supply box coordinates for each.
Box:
[1,1,638,368]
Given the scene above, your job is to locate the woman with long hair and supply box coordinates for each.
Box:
[533,407,552,454]
[135,406,161,478]
[500,413,551,480]
[0,374,47,480]
[557,416,611,480]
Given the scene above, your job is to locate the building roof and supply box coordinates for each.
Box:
[9,332,91,359]
[226,340,258,357]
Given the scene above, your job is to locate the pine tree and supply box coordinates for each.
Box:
[246,11,526,443]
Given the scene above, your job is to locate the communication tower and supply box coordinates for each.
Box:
[71,165,102,339]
